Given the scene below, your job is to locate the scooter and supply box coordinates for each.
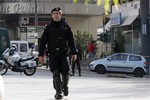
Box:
[0,46,37,76]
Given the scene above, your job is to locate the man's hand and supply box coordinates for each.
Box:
[39,56,44,64]
[71,54,77,62]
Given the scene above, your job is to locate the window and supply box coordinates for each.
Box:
[129,55,141,61]
[1,36,7,51]
[20,43,27,52]
[110,54,127,61]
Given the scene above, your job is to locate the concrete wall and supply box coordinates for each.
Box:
[0,3,103,15]
[65,16,102,39]
[37,16,103,40]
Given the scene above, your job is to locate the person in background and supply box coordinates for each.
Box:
[72,48,82,76]
[38,7,77,99]
[87,41,96,58]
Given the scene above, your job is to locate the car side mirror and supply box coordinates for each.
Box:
[107,57,111,61]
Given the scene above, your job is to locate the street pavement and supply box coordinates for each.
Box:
[1,67,150,100]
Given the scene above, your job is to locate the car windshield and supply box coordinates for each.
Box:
[3,48,10,54]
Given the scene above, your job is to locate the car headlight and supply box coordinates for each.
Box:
[89,61,96,68]
[90,61,95,65]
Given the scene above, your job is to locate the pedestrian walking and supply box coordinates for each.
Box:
[38,7,77,99]
[87,41,96,58]
[72,49,82,76]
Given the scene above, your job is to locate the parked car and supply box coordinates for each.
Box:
[89,53,149,77]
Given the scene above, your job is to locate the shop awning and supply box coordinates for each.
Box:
[121,15,138,26]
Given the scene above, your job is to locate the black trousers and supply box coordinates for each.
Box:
[72,58,81,75]
[49,53,69,77]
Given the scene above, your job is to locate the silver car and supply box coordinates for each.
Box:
[89,53,149,77]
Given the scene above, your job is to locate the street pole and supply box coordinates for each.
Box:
[131,23,133,53]
[110,1,113,54]
[35,0,38,33]
[140,0,150,60]
[35,0,38,50]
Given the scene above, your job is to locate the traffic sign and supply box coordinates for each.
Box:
[20,27,27,32]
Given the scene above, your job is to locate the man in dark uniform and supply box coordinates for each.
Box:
[39,7,77,99]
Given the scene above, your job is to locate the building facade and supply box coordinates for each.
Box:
[0,0,103,45]
[104,0,141,54]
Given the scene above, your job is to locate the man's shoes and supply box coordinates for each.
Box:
[63,87,68,96]
[79,73,81,76]
[54,93,63,99]
[72,73,74,76]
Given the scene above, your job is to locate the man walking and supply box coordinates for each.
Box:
[39,7,77,99]
[72,48,82,76]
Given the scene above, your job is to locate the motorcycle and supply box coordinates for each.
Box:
[0,45,37,76]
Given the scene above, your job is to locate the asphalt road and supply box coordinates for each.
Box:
[1,67,150,100]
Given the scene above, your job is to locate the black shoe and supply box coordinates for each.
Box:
[63,87,68,96]
[79,74,81,76]
[55,93,63,99]
[70,73,73,76]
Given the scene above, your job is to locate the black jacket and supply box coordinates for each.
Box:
[39,19,77,56]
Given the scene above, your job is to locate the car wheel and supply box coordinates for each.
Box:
[95,65,106,74]
[134,68,144,77]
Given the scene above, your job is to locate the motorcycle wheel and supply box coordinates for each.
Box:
[24,67,36,76]
[0,63,8,75]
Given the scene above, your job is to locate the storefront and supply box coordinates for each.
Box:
[0,1,103,46]
[105,1,141,54]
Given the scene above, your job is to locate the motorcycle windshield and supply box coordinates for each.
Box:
[3,48,10,55]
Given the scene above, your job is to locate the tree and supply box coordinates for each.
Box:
[74,30,94,57]
[114,32,125,53]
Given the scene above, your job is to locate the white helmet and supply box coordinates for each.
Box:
[10,44,17,51]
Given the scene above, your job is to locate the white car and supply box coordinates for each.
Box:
[89,53,149,77]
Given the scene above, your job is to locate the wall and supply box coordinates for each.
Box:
[65,16,102,40]
[0,3,103,15]
[36,16,103,40]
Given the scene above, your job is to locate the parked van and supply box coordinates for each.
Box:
[10,40,30,58]
[10,40,39,58]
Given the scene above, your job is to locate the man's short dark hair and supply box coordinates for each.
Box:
[23,18,27,21]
